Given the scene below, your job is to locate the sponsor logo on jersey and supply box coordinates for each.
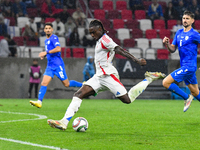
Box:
[116,91,120,95]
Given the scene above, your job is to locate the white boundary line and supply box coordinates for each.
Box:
[0,111,69,150]
[0,137,69,150]
[0,111,47,123]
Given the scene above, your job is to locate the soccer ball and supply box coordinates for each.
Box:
[33,72,39,78]
[72,117,88,132]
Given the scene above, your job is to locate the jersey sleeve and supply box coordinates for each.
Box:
[192,32,200,44]
[101,35,118,51]
[52,35,61,47]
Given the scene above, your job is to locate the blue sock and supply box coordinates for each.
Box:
[195,93,200,102]
[38,86,47,102]
[69,80,82,87]
[168,83,189,100]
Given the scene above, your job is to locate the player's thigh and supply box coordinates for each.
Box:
[100,74,127,97]
[41,75,52,86]
[162,74,175,88]
[74,85,95,99]
[54,65,68,81]
[84,75,103,94]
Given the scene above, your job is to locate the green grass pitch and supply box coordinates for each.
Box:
[0,99,200,150]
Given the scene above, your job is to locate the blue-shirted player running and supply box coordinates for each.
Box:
[163,10,200,112]
[30,23,82,108]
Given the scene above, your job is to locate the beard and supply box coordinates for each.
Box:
[183,22,189,28]
[46,34,50,37]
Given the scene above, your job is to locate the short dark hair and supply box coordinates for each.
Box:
[89,19,107,33]
[44,22,53,28]
[183,10,195,19]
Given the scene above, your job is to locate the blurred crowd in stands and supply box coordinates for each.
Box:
[0,0,200,58]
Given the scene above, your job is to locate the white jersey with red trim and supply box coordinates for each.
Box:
[94,33,118,76]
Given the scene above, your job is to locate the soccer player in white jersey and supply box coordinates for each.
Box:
[47,19,166,130]
[163,11,200,112]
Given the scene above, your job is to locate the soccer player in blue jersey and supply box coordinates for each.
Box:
[163,10,200,112]
[30,23,82,108]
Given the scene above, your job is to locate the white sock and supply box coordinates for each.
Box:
[128,77,152,102]
[61,97,82,126]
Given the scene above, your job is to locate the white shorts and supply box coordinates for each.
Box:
[85,74,127,97]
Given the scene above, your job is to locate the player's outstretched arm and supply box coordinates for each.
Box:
[163,36,176,53]
[114,46,146,66]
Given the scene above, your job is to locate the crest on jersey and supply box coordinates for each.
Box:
[47,40,50,44]
[185,36,189,40]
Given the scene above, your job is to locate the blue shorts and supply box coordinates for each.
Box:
[44,65,68,81]
[171,66,197,85]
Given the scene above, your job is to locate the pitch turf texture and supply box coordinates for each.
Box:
[1,99,200,150]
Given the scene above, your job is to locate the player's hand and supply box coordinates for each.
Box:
[163,36,169,45]
[138,58,146,66]
[39,51,47,60]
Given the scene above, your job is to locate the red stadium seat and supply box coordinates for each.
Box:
[167,20,177,29]
[134,10,146,20]
[45,18,56,23]
[194,20,200,31]
[6,17,16,26]
[13,36,24,46]
[158,29,171,39]
[26,8,38,18]
[112,38,121,46]
[107,10,120,19]
[89,0,100,11]
[115,53,126,59]
[125,19,139,29]
[103,1,113,10]
[157,49,169,59]
[61,48,71,58]
[67,9,76,15]
[131,29,143,39]
[107,28,117,39]
[153,19,165,30]
[112,19,124,29]
[0,36,4,41]
[26,39,39,46]
[143,1,152,11]
[123,39,135,48]
[116,1,127,10]
[145,29,157,39]
[94,9,106,20]
[99,19,111,30]
[72,48,85,58]
[121,10,132,20]
[35,0,46,8]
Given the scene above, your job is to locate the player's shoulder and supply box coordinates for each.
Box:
[101,33,112,44]
[191,28,199,34]
[177,28,183,33]
[50,34,59,40]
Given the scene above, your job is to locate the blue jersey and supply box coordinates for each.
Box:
[45,34,64,69]
[172,28,200,68]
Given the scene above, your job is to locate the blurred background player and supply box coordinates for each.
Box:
[47,19,166,131]
[28,59,42,98]
[82,56,95,82]
[163,11,200,112]
[29,22,82,108]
